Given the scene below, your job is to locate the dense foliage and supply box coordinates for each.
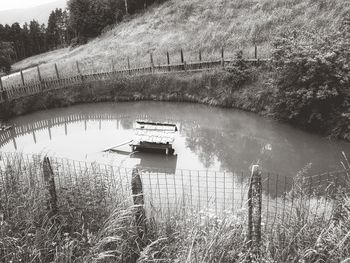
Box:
[67,0,166,43]
[0,42,15,73]
[271,12,350,139]
[0,0,166,69]
[0,10,72,68]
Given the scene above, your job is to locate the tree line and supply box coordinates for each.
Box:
[0,0,166,74]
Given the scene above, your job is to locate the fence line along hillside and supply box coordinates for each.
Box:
[0,151,349,232]
[0,46,269,103]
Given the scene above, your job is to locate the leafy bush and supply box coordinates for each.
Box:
[271,12,350,138]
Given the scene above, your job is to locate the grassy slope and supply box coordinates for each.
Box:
[6,0,349,85]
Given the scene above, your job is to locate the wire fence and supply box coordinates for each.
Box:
[0,46,270,103]
[0,151,349,234]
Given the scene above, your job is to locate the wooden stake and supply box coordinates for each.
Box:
[20,70,25,85]
[37,66,42,82]
[180,49,184,64]
[131,168,147,240]
[221,47,225,68]
[76,61,81,75]
[199,50,202,62]
[54,63,60,79]
[255,45,258,60]
[150,53,154,73]
[247,165,262,256]
[43,157,58,216]
[127,57,131,75]
[111,59,115,71]
[167,51,170,71]
[0,76,3,91]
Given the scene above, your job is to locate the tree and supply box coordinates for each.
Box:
[0,42,15,74]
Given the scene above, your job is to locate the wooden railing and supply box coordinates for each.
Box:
[0,58,269,104]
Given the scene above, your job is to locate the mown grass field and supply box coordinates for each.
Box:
[3,0,350,86]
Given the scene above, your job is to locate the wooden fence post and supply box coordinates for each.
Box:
[180,49,184,70]
[150,53,154,73]
[20,70,25,85]
[247,165,262,257]
[76,61,81,75]
[43,157,58,216]
[131,168,147,240]
[255,45,258,60]
[37,66,42,82]
[167,51,170,71]
[0,76,3,91]
[127,57,131,75]
[54,63,60,79]
[111,59,115,71]
[221,47,225,68]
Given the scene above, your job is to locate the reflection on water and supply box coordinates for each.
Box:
[1,101,350,176]
[1,101,350,211]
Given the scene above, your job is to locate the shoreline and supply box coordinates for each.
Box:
[0,69,348,142]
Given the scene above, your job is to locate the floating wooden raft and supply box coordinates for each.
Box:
[130,121,178,155]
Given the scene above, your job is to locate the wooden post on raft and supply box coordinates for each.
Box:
[54,63,60,79]
[131,168,147,240]
[42,157,58,217]
[37,65,42,82]
[247,165,262,258]
[20,70,25,85]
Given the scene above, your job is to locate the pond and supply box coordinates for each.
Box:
[1,101,349,178]
[2,101,349,219]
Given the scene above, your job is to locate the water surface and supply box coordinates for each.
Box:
[1,102,349,177]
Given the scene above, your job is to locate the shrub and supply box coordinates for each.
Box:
[270,12,350,137]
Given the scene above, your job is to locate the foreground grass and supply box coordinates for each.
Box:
[4,0,349,86]
[1,154,350,262]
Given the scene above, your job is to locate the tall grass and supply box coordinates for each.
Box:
[1,152,350,262]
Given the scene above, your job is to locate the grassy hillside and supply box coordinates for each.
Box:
[4,0,349,86]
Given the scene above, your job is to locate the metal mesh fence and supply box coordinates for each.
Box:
[0,151,349,229]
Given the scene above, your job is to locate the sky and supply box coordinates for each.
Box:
[0,0,60,11]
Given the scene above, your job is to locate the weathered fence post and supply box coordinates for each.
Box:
[221,47,225,68]
[76,61,81,75]
[43,157,58,216]
[180,49,185,70]
[199,50,202,69]
[167,51,170,71]
[20,70,25,85]
[111,59,115,71]
[0,76,3,91]
[247,165,262,257]
[254,45,257,60]
[127,57,131,75]
[150,53,154,73]
[54,63,60,79]
[131,168,147,240]
[37,66,42,82]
